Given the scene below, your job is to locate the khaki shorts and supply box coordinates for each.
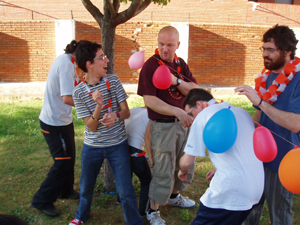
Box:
[149,120,195,205]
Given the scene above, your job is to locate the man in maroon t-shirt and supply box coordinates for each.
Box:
[138,26,198,225]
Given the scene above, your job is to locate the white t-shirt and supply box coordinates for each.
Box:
[184,102,264,211]
[125,107,149,150]
[39,53,76,126]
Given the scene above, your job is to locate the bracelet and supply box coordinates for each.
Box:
[116,111,120,118]
[257,98,263,107]
[91,114,100,121]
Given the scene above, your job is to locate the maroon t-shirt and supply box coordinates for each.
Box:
[137,55,197,120]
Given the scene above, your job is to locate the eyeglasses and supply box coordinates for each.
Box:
[187,105,196,117]
[93,54,107,61]
[259,47,278,54]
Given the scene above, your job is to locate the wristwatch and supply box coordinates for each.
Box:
[176,78,182,86]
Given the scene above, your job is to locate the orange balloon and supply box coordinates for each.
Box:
[278,148,300,194]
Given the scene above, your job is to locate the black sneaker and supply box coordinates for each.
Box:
[58,191,80,199]
[31,205,59,217]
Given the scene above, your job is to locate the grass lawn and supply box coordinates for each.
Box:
[0,95,299,225]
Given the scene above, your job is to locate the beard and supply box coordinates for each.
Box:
[264,52,286,71]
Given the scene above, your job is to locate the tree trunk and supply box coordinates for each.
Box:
[104,159,115,191]
[101,21,116,74]
[101,21,117,191]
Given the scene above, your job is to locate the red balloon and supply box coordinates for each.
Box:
[279,148,300,194]
[253,126,277,162]
[152,65,172,89]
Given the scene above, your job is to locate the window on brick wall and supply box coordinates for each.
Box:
[249,0,300,4]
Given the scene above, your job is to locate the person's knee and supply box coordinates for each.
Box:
[50,159,73,177]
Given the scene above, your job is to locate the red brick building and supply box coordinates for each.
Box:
[1,0,300,88]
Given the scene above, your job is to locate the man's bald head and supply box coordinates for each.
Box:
[157,26,180,62]
[159,26,179,41]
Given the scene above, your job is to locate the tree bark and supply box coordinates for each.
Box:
[101,21,116,190]
[100,20,116,74]
[104,159,115,191]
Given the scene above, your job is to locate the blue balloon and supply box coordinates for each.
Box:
[203,108,237,153]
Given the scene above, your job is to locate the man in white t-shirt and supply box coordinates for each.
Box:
[178,88,264,225]
[31,40,83,217]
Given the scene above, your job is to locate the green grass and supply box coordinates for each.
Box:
[0,95,299,225]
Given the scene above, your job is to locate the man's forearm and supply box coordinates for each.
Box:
[179,153,195,173]
[260,101,300,133]
[144,95,181,117]
[62,95,74,106]
[177,81,198,96]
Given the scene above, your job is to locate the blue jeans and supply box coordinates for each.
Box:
[117,146,152,216]
[74,141,143,225]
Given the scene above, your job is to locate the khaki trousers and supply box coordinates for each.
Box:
[149,120,195,205]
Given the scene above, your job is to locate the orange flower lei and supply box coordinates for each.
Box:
[154,49,183,100]
[255,57,300,104]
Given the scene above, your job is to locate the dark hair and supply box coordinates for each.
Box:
[75,41,102,73]
[64,40,89,54]
[0,214,28,225]
[183,88,214,108]
[263,24,298,59]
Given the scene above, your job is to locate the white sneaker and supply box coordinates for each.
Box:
[147,210,166,225]
[167,193,196,208]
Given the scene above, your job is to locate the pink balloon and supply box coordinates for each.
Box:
[128,51,145,70]
[253,126,277,162]
[152,65,172,90]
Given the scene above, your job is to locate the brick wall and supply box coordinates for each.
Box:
[115,22,267,86]
[75,21,166,83]
[3,0,300,26]
[1,0,300,87]
[189,24,267,86]
[0,21,55,82]
[0,20,287,87]
[75,21,267,86]
[68,21,269,87]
